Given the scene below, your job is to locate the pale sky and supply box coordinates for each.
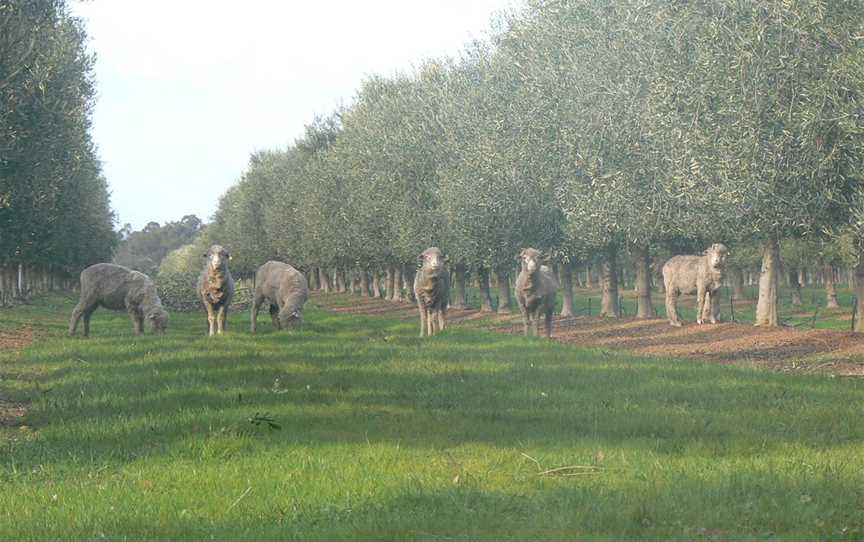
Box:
[71,1,515,230]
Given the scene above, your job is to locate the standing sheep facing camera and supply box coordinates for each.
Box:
[69,263,169,336]
[662,243,729,327]
[515,248,558,338]
[414,247,450,337]
[198,245,235,336]
[250,261,309,332]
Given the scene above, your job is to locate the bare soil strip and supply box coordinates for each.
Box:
[313,293,864,376]
[0,326,33,428]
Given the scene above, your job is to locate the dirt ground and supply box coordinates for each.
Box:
[313,293,864,377]
[0,326,33,428]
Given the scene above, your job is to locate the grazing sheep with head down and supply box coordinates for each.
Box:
[413,247,450,337]
[662,243,729,327]
[515,248,558,338]
[69,263,169,336]
[198,244,235,336]
[250,261,309,332]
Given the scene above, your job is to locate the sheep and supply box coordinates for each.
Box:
[515,248,559,338]
[69,263,169,336]
[662,243,729,327]
[413,247,450,337]
[250,261,309,332]
[197,244,235,336]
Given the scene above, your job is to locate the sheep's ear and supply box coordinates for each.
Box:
[203,252,208,258]
[515,251,524,262]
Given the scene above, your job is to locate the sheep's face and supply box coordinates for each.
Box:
[148,308,169,333]
[206,245,231,271]
[706,243,729,270]
[419,247,447,274]
[518,248,544,274]
[278,307,303,329]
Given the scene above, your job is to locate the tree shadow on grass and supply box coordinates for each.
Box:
[8,318,863,472]
[4,300,863,472]
[4,474,861,541]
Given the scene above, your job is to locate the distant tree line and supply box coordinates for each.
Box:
[113,215,204,277]
[0,0,116,304]
[193,0,864,329]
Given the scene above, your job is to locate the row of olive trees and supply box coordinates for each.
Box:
[202,0,864,328]
[0,0,117,303]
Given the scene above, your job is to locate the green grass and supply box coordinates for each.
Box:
[1,294,862,541]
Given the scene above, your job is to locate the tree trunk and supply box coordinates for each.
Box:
[391,265,403,302]
[319,268,331,293]
[477,267,494,313]
[335,270,346,293]
[854,260,864,333]
[495,270,512,314]
[402,264,416,303]
[600,245,619,318]
[573,265,584,288]
[585,264,595,289]
[371,270,382,298]
[755,239,781,327]
[559,261,575,317]
[730,267,745,300]
[359,270,370,297]
[634,244,654,319]
[824,265,840,308]
[788,269,802,306]
[384,265,395,299]
[450,263,467,309]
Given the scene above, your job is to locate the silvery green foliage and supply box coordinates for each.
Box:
[201,0,864,281]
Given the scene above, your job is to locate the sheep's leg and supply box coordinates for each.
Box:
[418,303,427,337]
[696,285,707,325]
[532,309,540,337]
[129,309,144,335]
[545,308,553,339]
[217,305,227,334]
[250,294,264,333]
[205,303,216,336]
[701,289,715,324]
[665,290,681,327]
[519,304,529,336]
[69,301,89,336]
[427,308,435,337]
[269,304,281,330]
[437,307,446,334]
[710,289,720,324]
[81,305,97,337]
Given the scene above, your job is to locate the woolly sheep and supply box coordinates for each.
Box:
[413,247,450,337]
[69,263,169,336]
[515,248,558,338]
[197,244,235,336]
[250,261,309,332]
[662,243,729,326]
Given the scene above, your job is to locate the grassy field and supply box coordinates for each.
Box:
[1,294,862,541]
